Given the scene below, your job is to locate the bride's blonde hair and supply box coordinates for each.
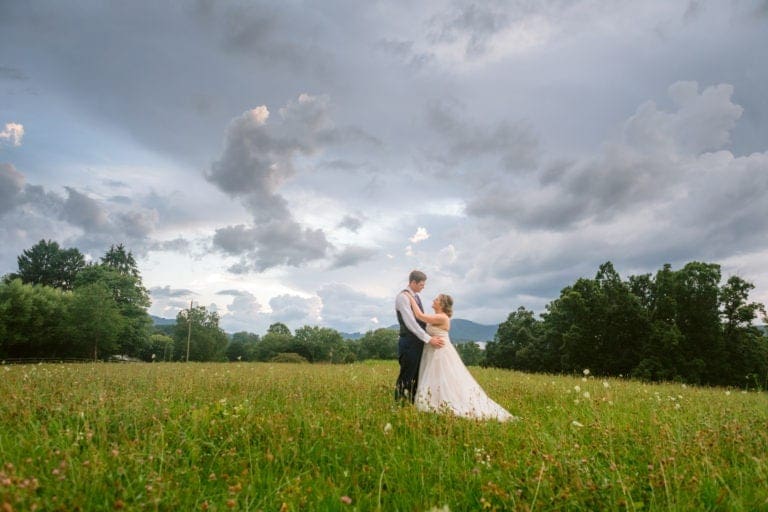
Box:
[438,294,453,317]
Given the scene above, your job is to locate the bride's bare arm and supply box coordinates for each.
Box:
[407,293,447,325]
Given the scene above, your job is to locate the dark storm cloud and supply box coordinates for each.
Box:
[337,214,363,232]
[149,238,191,253]
[150,285,196,298]
[428,1,511,59]
[0,165,182,262]
[212,225,257,256]
[330,245,377,269]
[0,163,24,216]
[0,1,341,166]
[206,94,367,272]
[212,220,330,272]
[425,99,538,172]
[62,187,110,232]
[466,81,747,230]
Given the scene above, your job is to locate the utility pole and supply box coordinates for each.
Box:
[186,300,193,362]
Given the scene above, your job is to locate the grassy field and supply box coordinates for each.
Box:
[1,361,766,511]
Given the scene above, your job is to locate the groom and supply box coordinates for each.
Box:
[395,270,445,402]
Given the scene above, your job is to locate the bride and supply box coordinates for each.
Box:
[406,293,517,422]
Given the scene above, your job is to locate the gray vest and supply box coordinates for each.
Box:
[396,290,426,337]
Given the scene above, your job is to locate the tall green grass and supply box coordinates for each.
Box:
[1,361,766,511]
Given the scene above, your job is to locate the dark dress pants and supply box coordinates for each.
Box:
[395,334,424,402]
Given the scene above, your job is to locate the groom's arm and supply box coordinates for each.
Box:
[395,292,431,343]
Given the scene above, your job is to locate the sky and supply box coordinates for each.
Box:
[1,0,767,335]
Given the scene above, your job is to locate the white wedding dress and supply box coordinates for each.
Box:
[415,325,516,422]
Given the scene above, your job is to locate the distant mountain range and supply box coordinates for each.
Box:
[342,318,498,343]
[151,315,498,343]
[151,315,176,326]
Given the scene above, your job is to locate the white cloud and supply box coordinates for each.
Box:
[0,123,24,147]
[409,227,430,244]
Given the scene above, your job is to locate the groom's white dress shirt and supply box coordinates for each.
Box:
[395,291,431,343]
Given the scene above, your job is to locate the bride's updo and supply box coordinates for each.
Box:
[438,294,453,317]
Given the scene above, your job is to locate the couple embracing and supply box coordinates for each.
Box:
[394,270,516,422]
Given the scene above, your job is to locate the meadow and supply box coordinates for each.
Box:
[0,361,766,511]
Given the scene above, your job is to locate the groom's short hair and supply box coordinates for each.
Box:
[409,270,427,283]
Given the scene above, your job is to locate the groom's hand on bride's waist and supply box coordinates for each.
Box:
[429,336,445,348]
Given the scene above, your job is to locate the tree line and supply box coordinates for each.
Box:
[3,241,766,387]
[484,261,768,388]
[0,240,480,365]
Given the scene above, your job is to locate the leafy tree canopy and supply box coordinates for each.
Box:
[11,239,85,291]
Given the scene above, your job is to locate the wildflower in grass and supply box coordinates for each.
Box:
[340,496,352,505]
[582,391,590,399]
[725,391,731,396]
[574,385,581,392]
[474,448,491,467]
[383,422,392,433]
[583,369,590,376]
[603,381,610,388]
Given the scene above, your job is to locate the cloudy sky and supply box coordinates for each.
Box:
[1,0,767,334]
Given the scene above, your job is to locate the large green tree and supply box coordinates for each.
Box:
[173,305,228,361]
[74,246,152,358]
[487,260,768,387]
[292,325,346,362]
[354,328,398,360]
[252,325,293,362]
[456,342,484,366]
[485,307,548,371]
[719,275,767,388]
[0,279,69,359]
[66,282,124,360]
[101,243,140,278]
[226,331,261,361]
[10,239,85,290]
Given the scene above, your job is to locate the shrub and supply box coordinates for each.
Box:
[270,352,309,363]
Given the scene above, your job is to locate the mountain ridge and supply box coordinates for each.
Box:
[152,315,498,343]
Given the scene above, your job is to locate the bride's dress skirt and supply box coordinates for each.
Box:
[415,326,516,422]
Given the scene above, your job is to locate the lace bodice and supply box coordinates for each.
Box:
[426,324,450,339]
